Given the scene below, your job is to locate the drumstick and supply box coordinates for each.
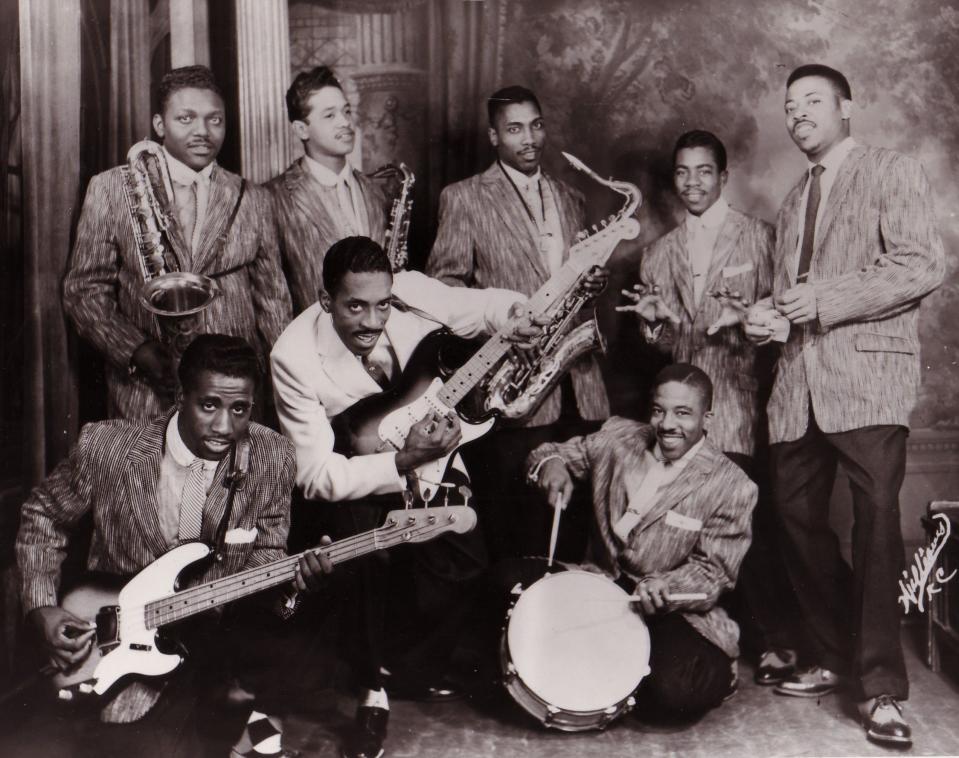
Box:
[546,492,567,568]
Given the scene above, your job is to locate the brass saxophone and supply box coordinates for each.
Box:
[482,152,642,420]
[382,162,414,272]
[121,140,218,360]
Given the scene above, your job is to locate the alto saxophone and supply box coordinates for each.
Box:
[382,162,415,272]
[482,152,642,420]
[121,140,219,361]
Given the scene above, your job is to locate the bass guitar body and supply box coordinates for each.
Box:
[332,329,497,502]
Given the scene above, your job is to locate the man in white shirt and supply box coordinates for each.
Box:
[619,130,799,686]
[268,66,390,315]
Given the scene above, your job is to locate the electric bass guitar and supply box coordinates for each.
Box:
[51,506,475,700]
[333,152,641,502]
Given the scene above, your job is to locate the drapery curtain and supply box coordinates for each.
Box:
[109,0,152,163]
[19,0,82,485]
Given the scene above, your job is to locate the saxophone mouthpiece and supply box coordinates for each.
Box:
[561,151,591,174]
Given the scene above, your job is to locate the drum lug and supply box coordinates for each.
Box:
[625,695,636,713]
[598,704,620,730]
[503,662,517,683]
[543,705,560,728]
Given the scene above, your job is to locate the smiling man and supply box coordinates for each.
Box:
[268,66,389,315]
[525,363,757,717]
[743,64,945,747]
[63,66,291,421]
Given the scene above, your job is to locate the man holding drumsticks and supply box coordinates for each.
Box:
[525,363,757,715]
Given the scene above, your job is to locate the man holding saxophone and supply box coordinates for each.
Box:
[64,65,291,421]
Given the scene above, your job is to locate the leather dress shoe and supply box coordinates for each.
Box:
[774,666,843,697]
[755,648,797,686]
[859,695,912,747]
[342,706,388,758]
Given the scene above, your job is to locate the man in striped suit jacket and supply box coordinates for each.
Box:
[15,335,326,756]
[619,130,800,686]
[267,66,388,315]
[526,364,757,715]
[745,64,945,747]
[63,66,292,423]
[426,85,609,560]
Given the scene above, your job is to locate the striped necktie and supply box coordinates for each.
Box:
[179,459,207,541]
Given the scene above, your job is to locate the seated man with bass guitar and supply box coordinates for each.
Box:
[271,235,534,758]
[14,334,329,758]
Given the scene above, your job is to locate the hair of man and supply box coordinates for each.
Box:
[487,85,541,126]
[157,65,223,116]
[286,65,344,123]
[322,236,393,297]
[786,64,852,101]
[652,362,714,410]
[672,129,728,173]
[178,333,261,394]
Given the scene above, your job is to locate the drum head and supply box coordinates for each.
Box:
[507,570,650,713]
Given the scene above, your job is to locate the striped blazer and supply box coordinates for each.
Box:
[767,145,945,443]
[426,162,610,427]
[63,164,292,421]
[266,157,388,314]
[528,417,757,658]
[639,208,774,455]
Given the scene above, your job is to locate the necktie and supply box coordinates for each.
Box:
[337,177,359,236]
[179,459,207,541]
[796,164,825,282]
[362,354,393,391]
[175,180,198,256]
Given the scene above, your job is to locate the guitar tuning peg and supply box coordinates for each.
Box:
[591,224,599,233]
[600,219,608,227]
[577,231,588,241]
[608,214,617,223]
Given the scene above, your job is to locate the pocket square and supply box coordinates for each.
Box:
[722,262,753,278]
[665,510,702,531]
[224,527,257,544]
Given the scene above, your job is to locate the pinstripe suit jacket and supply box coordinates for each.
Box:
[767,145,945,443]
[63,165,292,421]
[640,208,774,455]
[266,158,388,314]
[528,418,757,658]
[426,162,610,427]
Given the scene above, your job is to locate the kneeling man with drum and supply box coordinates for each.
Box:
[523,363,757,717]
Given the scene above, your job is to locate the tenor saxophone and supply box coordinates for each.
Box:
[382,162,414,272]
[482,152,642,420]
[121,140,219,361]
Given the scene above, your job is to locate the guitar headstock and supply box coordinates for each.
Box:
[380,506,477,541]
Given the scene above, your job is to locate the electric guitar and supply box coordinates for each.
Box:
[333,153,642,502]
[51,506,475,700]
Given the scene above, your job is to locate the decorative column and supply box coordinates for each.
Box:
[19,0,82,481]
[235,0,293,182]
[170,0,209,67]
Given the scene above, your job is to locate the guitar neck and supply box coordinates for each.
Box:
[143,523,402,629]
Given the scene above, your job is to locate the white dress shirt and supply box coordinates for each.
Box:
[685,196,729,305]
[500,161,565,274]
[304,155,370,238]
[163,147,214,258]
[157,412,219,546]
[791,136,857,281]
[612,436,706,542]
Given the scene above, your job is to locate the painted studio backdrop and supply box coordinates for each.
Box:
[1,0,958,603]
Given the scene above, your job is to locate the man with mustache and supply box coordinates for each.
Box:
[13,334,329,757]
[618,130,801,688]
[744,64,945,746]
[271,236,531,758]
[63,66,291,421]
[525,363,756,715]
[268,66,389,315]
[426,85,610,562]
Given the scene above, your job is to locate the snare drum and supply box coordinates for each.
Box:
[500,569,651,731]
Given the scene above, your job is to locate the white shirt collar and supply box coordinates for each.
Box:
[499,160,542,190]
[652,434,706,468]
[166,412,218,468]
[163,146,214,186]
[305,154,353,188]
[685,196,729,230]
[809,136,856,174]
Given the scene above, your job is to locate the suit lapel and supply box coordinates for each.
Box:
[356,171,385,240]
[672,228,698,320]
[482,164,548,280]
[777,178,805,293]
[123,416,172,558]
[288,158,341,247]
[202,449,243,541]
[638,442,718,533]
[702,210,746,299]
[544,172,579,255]
[814,146,866,257]
[192,167,236,274]
[315,311,382,398]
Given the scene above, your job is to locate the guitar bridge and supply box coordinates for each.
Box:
[95,605,121,652]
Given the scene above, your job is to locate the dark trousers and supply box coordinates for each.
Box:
[490,558,733,717]
[724,451,804,657]
[770,413,908,700]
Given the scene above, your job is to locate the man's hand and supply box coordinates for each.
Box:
[395,412,462,473]
[293,536,334,594]
[616,284,681,325]
[534,458,573,511]
[27,606,95,671]
[503,302,547,350]
[579,265,610,301]
[707,287,751,336]
[744,299,777,345]
[775,283,818,324]
[131,340,176,396]
[630,576,671,616]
